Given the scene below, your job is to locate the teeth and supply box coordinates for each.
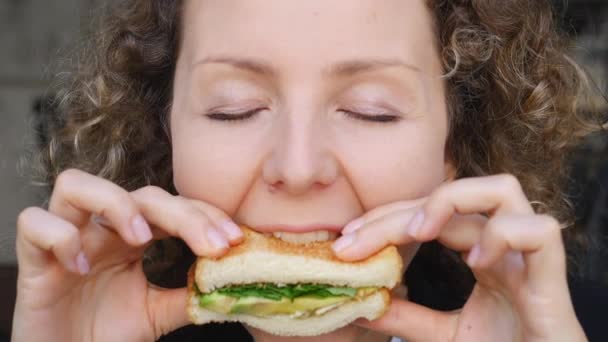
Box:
[272,230,338,244]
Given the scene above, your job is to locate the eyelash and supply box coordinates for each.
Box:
[339,110,400,123]
[205,108,400,123]
[205,108,264,122]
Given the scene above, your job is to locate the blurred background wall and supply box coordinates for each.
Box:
[0,1,606,341]
[0,0,82,265]
[0,1,83,337]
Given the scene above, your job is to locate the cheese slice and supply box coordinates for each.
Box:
[198,287,378,319]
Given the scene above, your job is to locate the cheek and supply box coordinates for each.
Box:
[171,130,263,213]
[338,124,447,208]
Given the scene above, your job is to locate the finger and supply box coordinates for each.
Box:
[333,209,416,261]
[333,209,485,261]
[436,214,486,251]
[184,198,244,244]
[354,298,457,342]
[467,214,566,291]
[48,169,152,246]
[16,207,90,276]
[410,174,534,241]
[147,287,190,339]
[342,198,428,235]
[130,186,231,257]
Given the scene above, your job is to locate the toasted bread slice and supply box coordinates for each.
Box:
[194,227,403,292]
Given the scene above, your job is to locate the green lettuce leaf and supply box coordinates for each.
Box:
[215,283,357,301]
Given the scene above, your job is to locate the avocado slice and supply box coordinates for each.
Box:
[198,285,380,318]
[199,292,237,314]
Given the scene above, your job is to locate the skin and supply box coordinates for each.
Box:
[12,1,586,342]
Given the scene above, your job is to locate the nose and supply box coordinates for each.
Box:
[262,114,338,195]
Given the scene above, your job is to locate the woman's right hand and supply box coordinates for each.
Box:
[11,169,244,342]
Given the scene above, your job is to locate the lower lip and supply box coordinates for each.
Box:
[251,224,343,233]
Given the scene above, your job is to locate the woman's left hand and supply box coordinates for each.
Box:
[332,174,587,342]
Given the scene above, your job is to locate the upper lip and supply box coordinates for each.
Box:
[248,224,343,234]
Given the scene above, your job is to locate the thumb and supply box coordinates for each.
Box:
[354,298,457,342]
[147,287,191,339]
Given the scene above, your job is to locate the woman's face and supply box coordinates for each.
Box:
[171,0,448,337]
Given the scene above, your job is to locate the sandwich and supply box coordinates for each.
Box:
[187,226,404,336]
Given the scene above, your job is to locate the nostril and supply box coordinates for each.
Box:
[313,182,330,191]
[268,182,282,193]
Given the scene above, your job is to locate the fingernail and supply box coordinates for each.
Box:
[407,210,425,237]
[131,215,153,244]
[220,221,243,240]
[76,251,90,275]
[342,218,364,235]
[207,228,229,250]
[332,233,356,253]
[467,244,481,267]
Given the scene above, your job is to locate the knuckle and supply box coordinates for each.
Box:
[430,182,451,202]
[16,207,40,232]
[178,197,206,217]
[388,213,413,243]
[135,185,167,198]
[497,173,523,193]
[172,204,210,235]
[48,228,79,255]
[17,207,40,227]
[186,207,211,228]
[485,217,505,238]
[54,168,82,190]
[56,224,79,244]
[100,190,138,221]
[435,182,451,196]
[540,214,560,229]
[112,191,135,211]
[537,215,561,237]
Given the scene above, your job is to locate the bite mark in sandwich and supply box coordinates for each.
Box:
[188,226,403,336]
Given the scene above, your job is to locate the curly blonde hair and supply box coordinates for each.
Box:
[34,0,605,295]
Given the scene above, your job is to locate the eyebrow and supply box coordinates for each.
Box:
[192,56,421,77]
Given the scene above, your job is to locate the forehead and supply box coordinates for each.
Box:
[180,0,440,75]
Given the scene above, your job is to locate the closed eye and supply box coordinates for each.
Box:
[339,110,401,123]
[205,108,266,122]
